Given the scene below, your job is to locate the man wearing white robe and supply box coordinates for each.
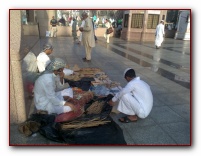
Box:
[37,44,74,76]
[34,58,76,114]
[37,44,53,73]
[155,20,165,49]
[108,68,153,123]
[104,19,112,43]
[79,12,95,62]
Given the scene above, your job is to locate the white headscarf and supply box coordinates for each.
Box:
[123,68,132,77]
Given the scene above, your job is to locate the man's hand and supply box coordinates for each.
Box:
[108,100,115,106]
[79,27,83,32]
[63,96,72,101]
[64,102,77,112]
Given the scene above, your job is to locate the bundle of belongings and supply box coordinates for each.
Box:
[18,94,126,145]
[18,66,126,145]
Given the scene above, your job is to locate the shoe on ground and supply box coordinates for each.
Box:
[82,58,91,62]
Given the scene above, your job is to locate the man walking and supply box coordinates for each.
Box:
[155,20,165,49]
[104,19,112,43]
[79,12,95,62]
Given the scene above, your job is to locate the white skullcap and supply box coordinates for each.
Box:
[123,68,132,77]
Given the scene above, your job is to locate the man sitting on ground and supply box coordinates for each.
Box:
[34,58,76,114]
[37,44,53,73]
[37,43,74,75]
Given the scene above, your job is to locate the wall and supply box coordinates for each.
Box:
[10,10,40,124]
[121,10,167,42]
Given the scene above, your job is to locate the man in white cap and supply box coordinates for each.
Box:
[155,20,165,49]
[108,68,153,123]
[34,58,76,115]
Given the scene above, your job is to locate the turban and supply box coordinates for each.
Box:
[45,58,66,72]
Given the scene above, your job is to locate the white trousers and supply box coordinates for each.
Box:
[51,27,57,37]
[117,93,150,118]
[48,88,73,114]
[104,33,110,43]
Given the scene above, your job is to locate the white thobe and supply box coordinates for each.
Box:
[37,52,73,75]
[104,22,111,43]
[34,73,73,114]
[155,23,165,47]
[82,17,95,60]
[112,77,153,118]
[37,52,51,73]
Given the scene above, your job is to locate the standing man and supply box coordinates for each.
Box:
[79,12,95,62]
[155,20,165,49]
[50,16,58,37]
[108,68,153,123]
[72,17,78,42]
[104,19,112,43]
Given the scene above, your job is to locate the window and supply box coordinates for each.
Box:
[124,14,129,28]
[147,14,159,29]
[131,14,144,28]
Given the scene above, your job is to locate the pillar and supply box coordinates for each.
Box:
[10,10,26,123]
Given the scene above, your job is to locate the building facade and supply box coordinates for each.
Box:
[120,10,167,42]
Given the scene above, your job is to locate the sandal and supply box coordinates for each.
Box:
[118,116,137,123]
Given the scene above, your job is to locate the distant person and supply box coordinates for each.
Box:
[59,16,66,26]
[78,17,85,44]
[50,16,57,37]
[104,19,112,43]
[34,58,76,115]
[95,17,99,25]
[155,20,165,49]
[79,12,95,62]
[92,20,98,42]
[102,17,105,27]
[93,15,97,22]
[37,44,53,73]
[72,17,78,42]
[108,68,153,123]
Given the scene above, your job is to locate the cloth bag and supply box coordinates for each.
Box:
[106,27,113,34]
[46,31,51,37]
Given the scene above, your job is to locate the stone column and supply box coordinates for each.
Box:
[36,10,56,37]
[174,10,190,40]
[140,10,148,42]
[10,10,26,123]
